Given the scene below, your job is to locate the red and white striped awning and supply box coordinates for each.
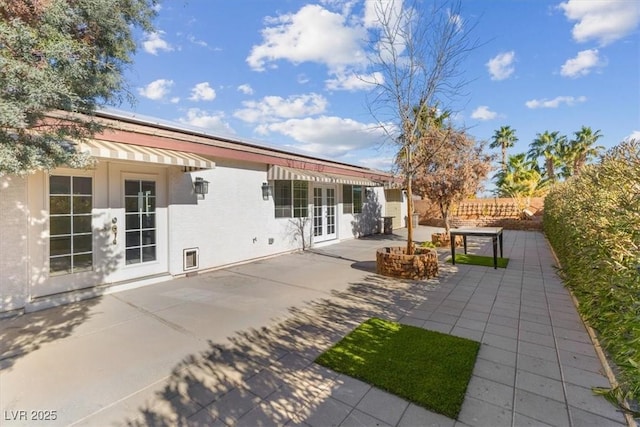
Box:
[267,165,378,186]
[80,139,215,169]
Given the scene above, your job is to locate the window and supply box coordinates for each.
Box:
[49,175,93,275]
[343,185,363,214]
[293,181,308,218]
[274,180,308,218]
[342,185,352,214]
[353,186,363,214]
[274,180,292,218]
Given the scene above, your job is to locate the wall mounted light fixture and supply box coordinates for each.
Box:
[261,182,271,200]
[194,177,209,197]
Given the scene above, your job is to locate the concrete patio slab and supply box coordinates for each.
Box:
[0,226,631,427]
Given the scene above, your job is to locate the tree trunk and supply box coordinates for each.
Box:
[406,176,414,255]
[546,157,555,182]
[440,202,451,235]
[502,145,507,172]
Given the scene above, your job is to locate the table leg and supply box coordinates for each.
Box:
[451,234,456,265]
[492,236,498,269]
[463,236,468,254]
[499,232,503,258]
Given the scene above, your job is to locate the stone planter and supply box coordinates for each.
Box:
[376,246,438,280]
[431,233,463,248]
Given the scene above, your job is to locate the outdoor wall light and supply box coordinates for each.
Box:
[194,177,209,197]
[261,182,272,200]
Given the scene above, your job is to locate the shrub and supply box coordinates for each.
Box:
[544,140,640,413]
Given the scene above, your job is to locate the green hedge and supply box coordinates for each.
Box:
[544,140,640,412]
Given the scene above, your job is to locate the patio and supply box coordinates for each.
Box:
[0,227,628,426]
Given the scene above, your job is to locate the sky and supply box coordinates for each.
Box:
[117,0,640,174]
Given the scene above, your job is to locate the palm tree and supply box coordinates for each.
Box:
[527,131,566,183]
[569,126,604,175]
[555,138,576,179]
[494,153,547,208]
[490,126,518,172]
[396,106,451,168]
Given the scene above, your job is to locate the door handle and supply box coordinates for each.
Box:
[111,224,118,245]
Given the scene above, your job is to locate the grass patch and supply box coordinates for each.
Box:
[315,317,480,419]
[446,253,509,268]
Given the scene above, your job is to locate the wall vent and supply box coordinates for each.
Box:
[183,248,199,271]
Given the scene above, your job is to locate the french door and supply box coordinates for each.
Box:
[107,171,167,283]
[313,185,337,243]
[124,179,157,265]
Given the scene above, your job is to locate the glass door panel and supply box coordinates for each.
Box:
[313,187,323,237]
[312,186,337,243]
[124,179,157,265]
[326,188,336,235]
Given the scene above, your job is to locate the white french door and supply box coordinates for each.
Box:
[124,179,158,266]
[106,171,168,283]
[313,185,337,243]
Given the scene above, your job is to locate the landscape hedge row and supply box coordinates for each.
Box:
[543,140,640,412]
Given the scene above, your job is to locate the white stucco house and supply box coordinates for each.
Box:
[0,110,407,316]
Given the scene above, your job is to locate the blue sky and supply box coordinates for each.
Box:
[119,0,640,173]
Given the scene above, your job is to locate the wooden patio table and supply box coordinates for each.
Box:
[450,227,504,269]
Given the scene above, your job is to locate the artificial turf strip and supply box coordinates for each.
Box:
[315,317,480,419]
[447,253,510,268]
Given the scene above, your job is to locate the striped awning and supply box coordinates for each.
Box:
[267,165,378,186]
[80,139,215,169]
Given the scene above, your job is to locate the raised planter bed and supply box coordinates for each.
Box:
[376,246,438,280]
[431,233,463,248]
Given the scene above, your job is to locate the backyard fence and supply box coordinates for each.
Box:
[414,197,544,231]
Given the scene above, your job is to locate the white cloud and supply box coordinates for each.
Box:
[234,93,328,123]
[357,156,395,172]
[486,51,515,81]
[187,35,208,48]
[137,79,174,101]
[525,95,587,109]
[325,72,383,91]
[560,49,603,78]
[625,131,640,141]
[246,4,367,73]
[363,0,404,29]
[188,82,216,101]
[142,31,173,55]
[321,0,358,16]
[255,116,387,158]
[237,84,254,95]
[471,106,498,121]
[559,0,640,46]
[297,74,310,84]
[178,108,235,134]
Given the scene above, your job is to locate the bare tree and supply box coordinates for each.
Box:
[366,0,478,254]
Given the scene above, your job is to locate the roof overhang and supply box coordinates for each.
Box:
[80,139,215,169]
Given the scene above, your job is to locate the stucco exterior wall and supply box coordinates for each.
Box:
[1,158,402,315]
[167,159,306,274]
[0,176,29,314]
[338,186,386,238]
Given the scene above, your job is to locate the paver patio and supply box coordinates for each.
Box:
[0,227,629,426]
